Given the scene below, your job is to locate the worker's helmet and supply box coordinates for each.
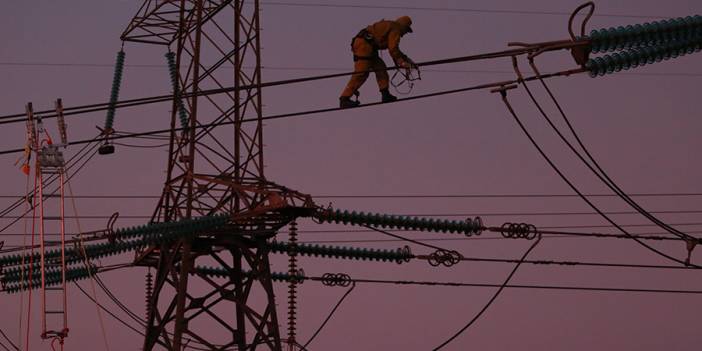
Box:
[396,15,413,34]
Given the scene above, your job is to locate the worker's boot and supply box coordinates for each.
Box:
[339,96,360,109]
[381,89,397,103]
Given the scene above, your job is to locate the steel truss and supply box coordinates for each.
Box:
[122,1,315,349]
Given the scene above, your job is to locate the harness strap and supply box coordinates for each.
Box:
[353,55,375,62]
[351,28,379,62]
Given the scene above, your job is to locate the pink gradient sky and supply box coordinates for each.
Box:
[2,0,702,350]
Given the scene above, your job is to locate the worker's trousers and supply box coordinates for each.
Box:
[340,38,390,97]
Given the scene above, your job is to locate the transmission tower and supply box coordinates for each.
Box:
[121,1,314,350]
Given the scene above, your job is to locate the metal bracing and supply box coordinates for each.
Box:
[122,1,314,349]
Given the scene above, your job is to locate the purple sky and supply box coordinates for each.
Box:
[2,0,702,350]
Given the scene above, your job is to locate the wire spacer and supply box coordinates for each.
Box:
[427,249,463,267]
[500,222,539,240]
[321,273,352,287]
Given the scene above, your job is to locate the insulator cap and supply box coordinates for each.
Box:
[268,241,413,264]
[588,15,702,53]
[315,208,484,236]
[104,50,126,132]
[586,35,702,77]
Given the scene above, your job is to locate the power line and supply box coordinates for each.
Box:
[519,62,694,243]
[0,45,572,125]
[302,283,355,349]
[499,85,697,268]
[74,266,235,351]
[0,329,17,351]
[329,276,702,295]
[433,235,541,350]
[0,36,589,130]
[4,209,702,219]
[0,142,100,239]
[4,192,702,199]
[293,234,688,245]
[0,234,675,251]
[353,223,685,272]
[112,142,169,149]
[73,282,147,336]
[444,255,696,270]
[72,269,291,351]
[0,138,98,219]
[258,1,668,19]
[0,233,684,250]
[93,275,146,326]
[0,215,152,219]
[4,3,695,348]
[363,225,450,252]
[310,193,702,199]
[73,279,212,351]
[289,222,702,232]
[0,226,697,253]
[4,223,701,239]
[2,61,700,78]
[0,68,581,155]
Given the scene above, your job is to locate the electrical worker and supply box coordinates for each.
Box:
[339,16,417,108]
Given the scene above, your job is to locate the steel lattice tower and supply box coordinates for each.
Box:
[121,1,314,350]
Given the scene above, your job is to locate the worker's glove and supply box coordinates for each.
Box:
[397,57,412,69]
[399,56,418,70]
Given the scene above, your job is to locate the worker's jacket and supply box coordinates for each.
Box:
[360,20,409,64]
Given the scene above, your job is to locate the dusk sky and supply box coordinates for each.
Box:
[1,0,702,350]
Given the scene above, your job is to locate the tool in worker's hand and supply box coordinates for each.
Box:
[391,61,421,95]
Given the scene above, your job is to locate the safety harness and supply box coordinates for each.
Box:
[351,28,379,61]
[348,25,421,96]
